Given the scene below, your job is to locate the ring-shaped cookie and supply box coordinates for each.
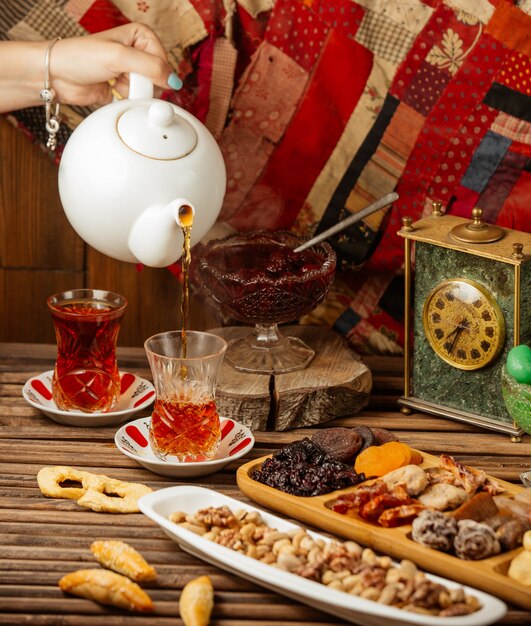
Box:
[37,466,90,500]
[77,473,152,513]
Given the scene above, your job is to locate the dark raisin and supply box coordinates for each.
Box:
[251,438,366,496]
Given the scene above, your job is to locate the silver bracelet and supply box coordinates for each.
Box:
[39,37,61,151]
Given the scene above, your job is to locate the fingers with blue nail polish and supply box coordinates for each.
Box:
[168,73,183,90]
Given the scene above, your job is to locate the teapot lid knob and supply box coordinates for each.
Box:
[149,101,175,128]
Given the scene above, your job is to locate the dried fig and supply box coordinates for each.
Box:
[312,428,362,463]
[354,426,376,453]
[371,428,399,445]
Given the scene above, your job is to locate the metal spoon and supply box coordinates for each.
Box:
[293,191,399,253]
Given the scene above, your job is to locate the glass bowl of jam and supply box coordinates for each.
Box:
[198,231,336,374]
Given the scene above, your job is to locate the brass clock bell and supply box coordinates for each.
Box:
[398,203,530,440]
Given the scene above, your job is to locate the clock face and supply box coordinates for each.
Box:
[423,278,505,371]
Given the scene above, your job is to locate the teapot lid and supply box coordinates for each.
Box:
[117,101,197,160]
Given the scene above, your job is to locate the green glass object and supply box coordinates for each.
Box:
[506,345,531,385]
[501,367,531,434]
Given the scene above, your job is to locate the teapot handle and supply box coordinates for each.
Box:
[129,73,154,100]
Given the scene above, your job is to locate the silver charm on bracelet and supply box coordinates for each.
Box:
[40,37,62,151]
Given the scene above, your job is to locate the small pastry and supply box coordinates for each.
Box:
[454,519,501,560]
[90,540,157,582]
[58,568,154,612]
[179,575,214,626]
[411,509,457,552]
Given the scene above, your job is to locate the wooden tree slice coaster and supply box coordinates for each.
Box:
[212,326,372,431]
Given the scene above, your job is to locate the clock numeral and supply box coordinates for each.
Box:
[445,292,455,301]
[434,328,444,340]
[473,299,482,308]
[457,349,467,360]
[471,348,481,359]
[481,340,491,352]
[481,310,492,321]
[431,313,441,323]
[485,327,494,338]
[435,299,445,310]
[443,341,453,353]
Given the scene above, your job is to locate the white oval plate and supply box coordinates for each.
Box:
[139,486,507,626]
[115,416,254,477]
[22,370,155,427]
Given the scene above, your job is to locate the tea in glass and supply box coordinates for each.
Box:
[48,289,127,412]
[144,330,227,461]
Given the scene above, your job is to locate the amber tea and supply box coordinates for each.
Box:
[144,330,227,462]
[48,290,127,413]
[149,396,220,461]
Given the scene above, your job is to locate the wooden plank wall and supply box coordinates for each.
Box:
[0,117,219,346]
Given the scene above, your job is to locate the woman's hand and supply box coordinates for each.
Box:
[0,23,182,113]
[50,23,180,106]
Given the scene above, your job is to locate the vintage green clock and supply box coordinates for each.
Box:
[398,205,530,440]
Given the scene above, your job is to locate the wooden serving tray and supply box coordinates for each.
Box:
[237,451,531,611]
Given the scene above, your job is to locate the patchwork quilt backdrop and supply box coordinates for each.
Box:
[2,0,530,354]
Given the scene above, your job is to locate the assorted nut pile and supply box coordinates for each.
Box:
[169,505,481,617]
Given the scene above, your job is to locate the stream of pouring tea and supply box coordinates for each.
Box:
[178,204,194,359]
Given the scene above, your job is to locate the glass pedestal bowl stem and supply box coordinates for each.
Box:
[225,323,315,374]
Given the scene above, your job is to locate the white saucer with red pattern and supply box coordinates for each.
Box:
[115,416,255,477]
[22,371,155,427]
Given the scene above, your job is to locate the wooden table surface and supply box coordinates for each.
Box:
[1,342,530,626]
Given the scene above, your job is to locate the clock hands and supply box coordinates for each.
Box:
[445,318,469,354]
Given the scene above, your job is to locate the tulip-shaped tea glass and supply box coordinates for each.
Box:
[48,288,127,412]
[198,231,336,374]
[144,330,227,461]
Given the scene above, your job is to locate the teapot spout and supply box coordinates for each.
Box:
[128,199,196,268]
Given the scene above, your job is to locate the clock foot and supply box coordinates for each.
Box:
[510,435,523,443]
[400,406,413,415]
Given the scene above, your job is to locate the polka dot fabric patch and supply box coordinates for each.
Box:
[265,0,330,72]
[498,51,531,96]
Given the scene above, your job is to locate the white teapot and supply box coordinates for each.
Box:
[58,74,226,267]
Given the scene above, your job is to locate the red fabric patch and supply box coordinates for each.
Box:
[265,0,330,71]
[191,37,215,123]
[509,140,531,157]
[235,4,270,82]
[485,0,531,57]
[403,61,450,116]
[189,0,226,34]
[495,169,531,231]
[391,4,454,101]
[448,185,480,218]
[476,149,529,223]
[498,51,531,96]
[79,0,129,33]
[230,29,373,231]
[310,0,364,38]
